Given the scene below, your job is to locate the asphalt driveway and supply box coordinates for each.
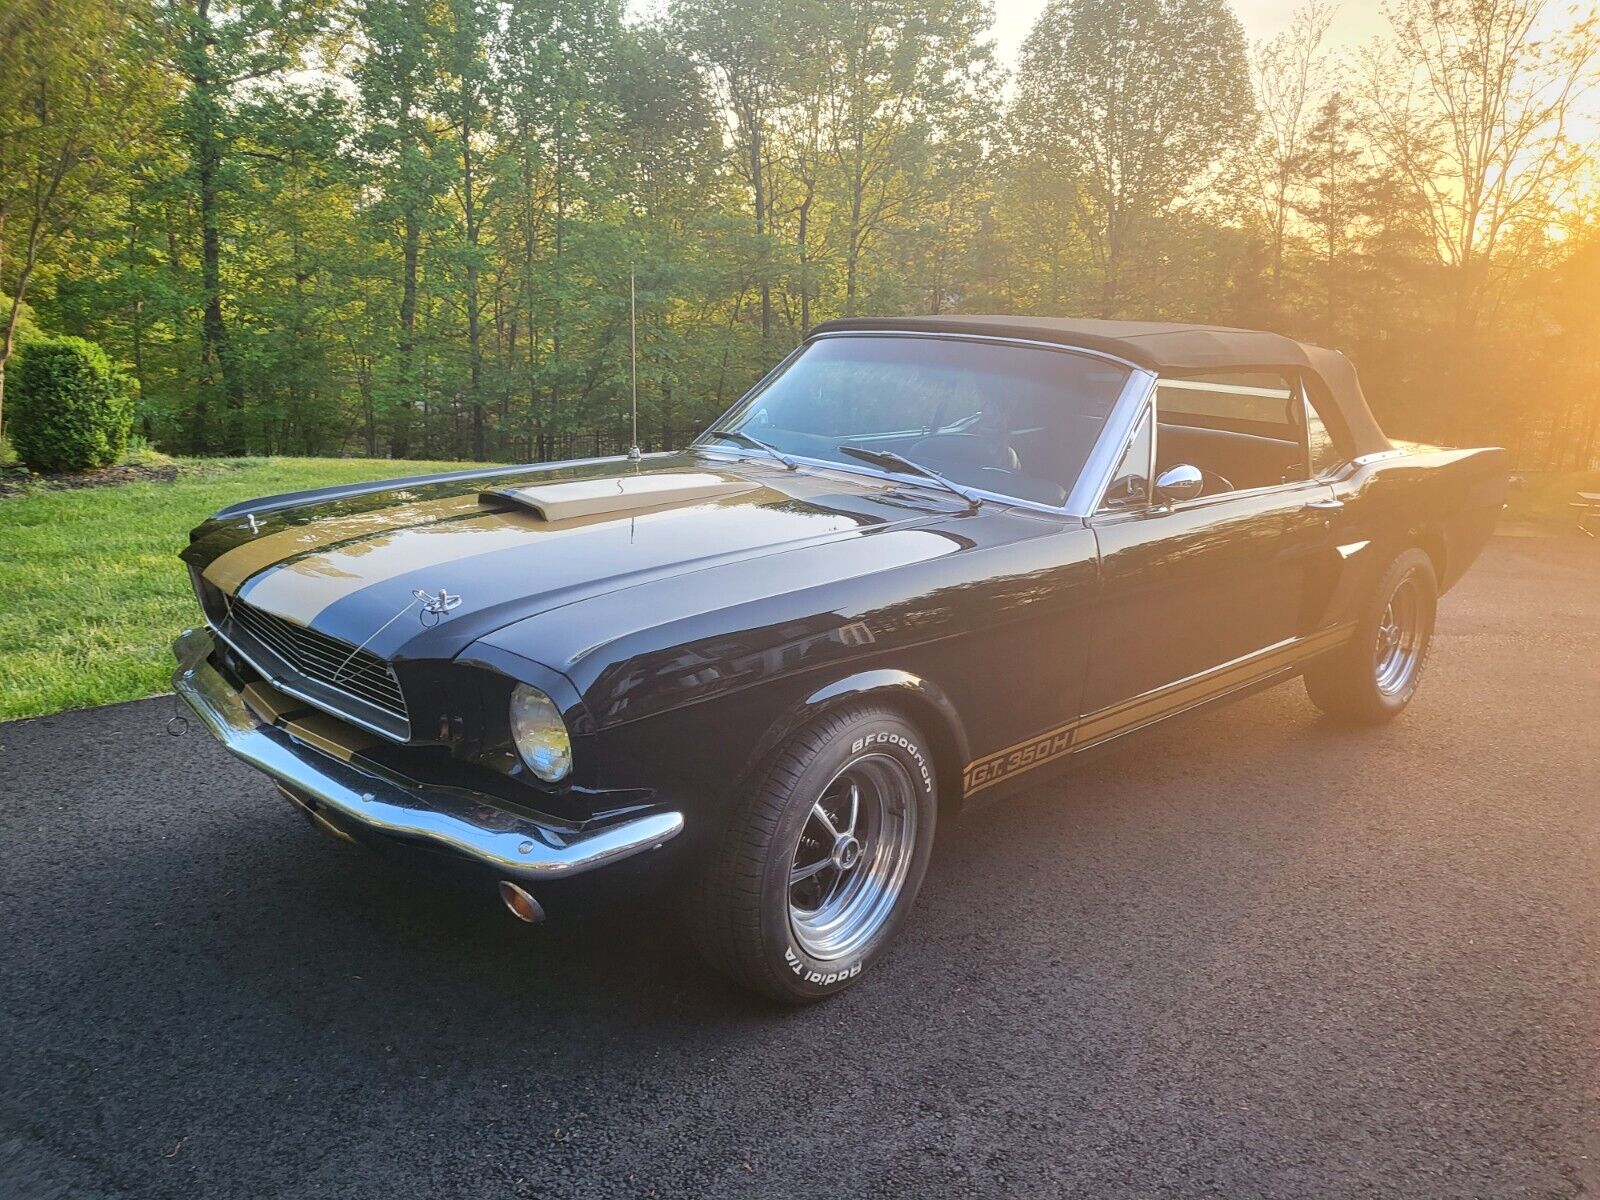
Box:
[3,534,1597,1199]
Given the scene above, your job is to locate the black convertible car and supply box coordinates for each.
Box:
[173,316,1506,1001]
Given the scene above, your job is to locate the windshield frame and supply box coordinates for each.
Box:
[695,331,1158,519]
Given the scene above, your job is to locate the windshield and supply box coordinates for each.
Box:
[702,335,1131,507]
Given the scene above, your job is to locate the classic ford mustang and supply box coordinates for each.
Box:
[172,316,1506,1001]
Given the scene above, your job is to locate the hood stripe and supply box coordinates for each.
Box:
[203,495,485,594]
[235,489,798,627]
[238,511,542,624]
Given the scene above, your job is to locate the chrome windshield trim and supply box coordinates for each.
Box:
[1065,369,1158,517]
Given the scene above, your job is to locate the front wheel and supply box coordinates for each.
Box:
[688,704,938,1003]
[1304,547,1438,724]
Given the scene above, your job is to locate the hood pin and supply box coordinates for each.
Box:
[413,588,463,619]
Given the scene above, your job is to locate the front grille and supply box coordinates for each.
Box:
[230,599,408,722]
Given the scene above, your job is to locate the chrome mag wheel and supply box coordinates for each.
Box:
[788,753,919,962]
[1375,571,1426,695]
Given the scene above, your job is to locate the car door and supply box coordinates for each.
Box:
[1079,377,1336,747]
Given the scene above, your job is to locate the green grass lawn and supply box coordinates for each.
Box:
[0,456,475,721]
[1,452,1595,724]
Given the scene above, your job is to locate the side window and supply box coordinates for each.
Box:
[1100,407,1152,510]
[1156,373,1307,493]
[1304,393,1343,475]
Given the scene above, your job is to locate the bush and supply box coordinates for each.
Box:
[8,337,136,474]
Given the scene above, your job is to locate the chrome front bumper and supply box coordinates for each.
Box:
[171,627,684,881]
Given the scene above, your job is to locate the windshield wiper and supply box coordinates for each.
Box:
[836,445,984,511]
[704,429,799,470]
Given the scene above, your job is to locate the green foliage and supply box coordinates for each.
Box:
[120,444,180,470]
[0,296,44,347]
[1012,0,1255,317]
[0,456,475,720]
[2,0,1597,471]
[8,337,137,473]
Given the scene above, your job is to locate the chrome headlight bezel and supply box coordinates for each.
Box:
[508,682,573,783]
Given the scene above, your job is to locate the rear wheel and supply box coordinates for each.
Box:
[688,704,938,1003]
[1305,547,1438,724]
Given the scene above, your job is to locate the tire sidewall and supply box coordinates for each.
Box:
[1365,549,1438,714]
[759,710,937,1000]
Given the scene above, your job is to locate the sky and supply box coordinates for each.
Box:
[625,1,1397,61]
[989,0,1392,66]
[624,0,1599,149]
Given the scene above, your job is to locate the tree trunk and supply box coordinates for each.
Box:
[460,85,484,460]
[550,106,564,440]
[746,104,770,342]
[392,205,420,457]
[796,184,813,336]
[845,131,864,315]
[188,2,245,454]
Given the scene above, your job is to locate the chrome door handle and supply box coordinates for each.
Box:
[1305,499,1344,512]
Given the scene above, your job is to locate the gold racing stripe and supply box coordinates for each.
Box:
[203,495,484,595]
[240,681,307,726]
[962,623,1355,797]
[234,486,790,626]
[240,679,378,764]
[204,475,777,600]
[236,510,540,624]
[280,713,379,762]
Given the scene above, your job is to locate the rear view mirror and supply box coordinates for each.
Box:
[1155,463,1204,504]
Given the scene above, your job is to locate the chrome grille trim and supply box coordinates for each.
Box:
[209,597,412,742]
[231,603,406,715]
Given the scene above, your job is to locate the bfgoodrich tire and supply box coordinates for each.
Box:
[688,704,938,1004]
[1304,547,1438,724]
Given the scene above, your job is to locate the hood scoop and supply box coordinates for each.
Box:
[482,472,758,522]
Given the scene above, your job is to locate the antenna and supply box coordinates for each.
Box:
[627,266,641,462]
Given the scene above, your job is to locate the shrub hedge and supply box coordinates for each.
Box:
[8,336,136,474]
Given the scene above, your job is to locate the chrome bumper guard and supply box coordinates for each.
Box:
[171,627,684,881]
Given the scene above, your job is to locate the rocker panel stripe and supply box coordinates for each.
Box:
[961,623,1355,797]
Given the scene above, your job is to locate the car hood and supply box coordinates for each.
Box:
[182,452,954,663]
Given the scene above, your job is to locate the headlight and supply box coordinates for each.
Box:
[509,684,572,782]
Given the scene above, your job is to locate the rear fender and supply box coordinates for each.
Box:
[1326,446,1506,616]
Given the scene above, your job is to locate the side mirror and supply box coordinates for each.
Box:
[1155,463,1204,504]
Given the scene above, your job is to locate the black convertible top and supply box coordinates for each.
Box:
[810,314,1391,456]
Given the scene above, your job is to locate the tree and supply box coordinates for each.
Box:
[0,0,163,436]
[1364,0,1599,338]
[674,0,806,344]
[1292,92,1374,342]
[1247,1,1334,315]
[160,0,329,452]
[8,0,1600,474]
[1013,0,1256,317]
[353,0,447,457]
[817,0,997,314]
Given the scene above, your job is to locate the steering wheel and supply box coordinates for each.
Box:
[1199,467,1234,495]
[906,433,1020,473]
